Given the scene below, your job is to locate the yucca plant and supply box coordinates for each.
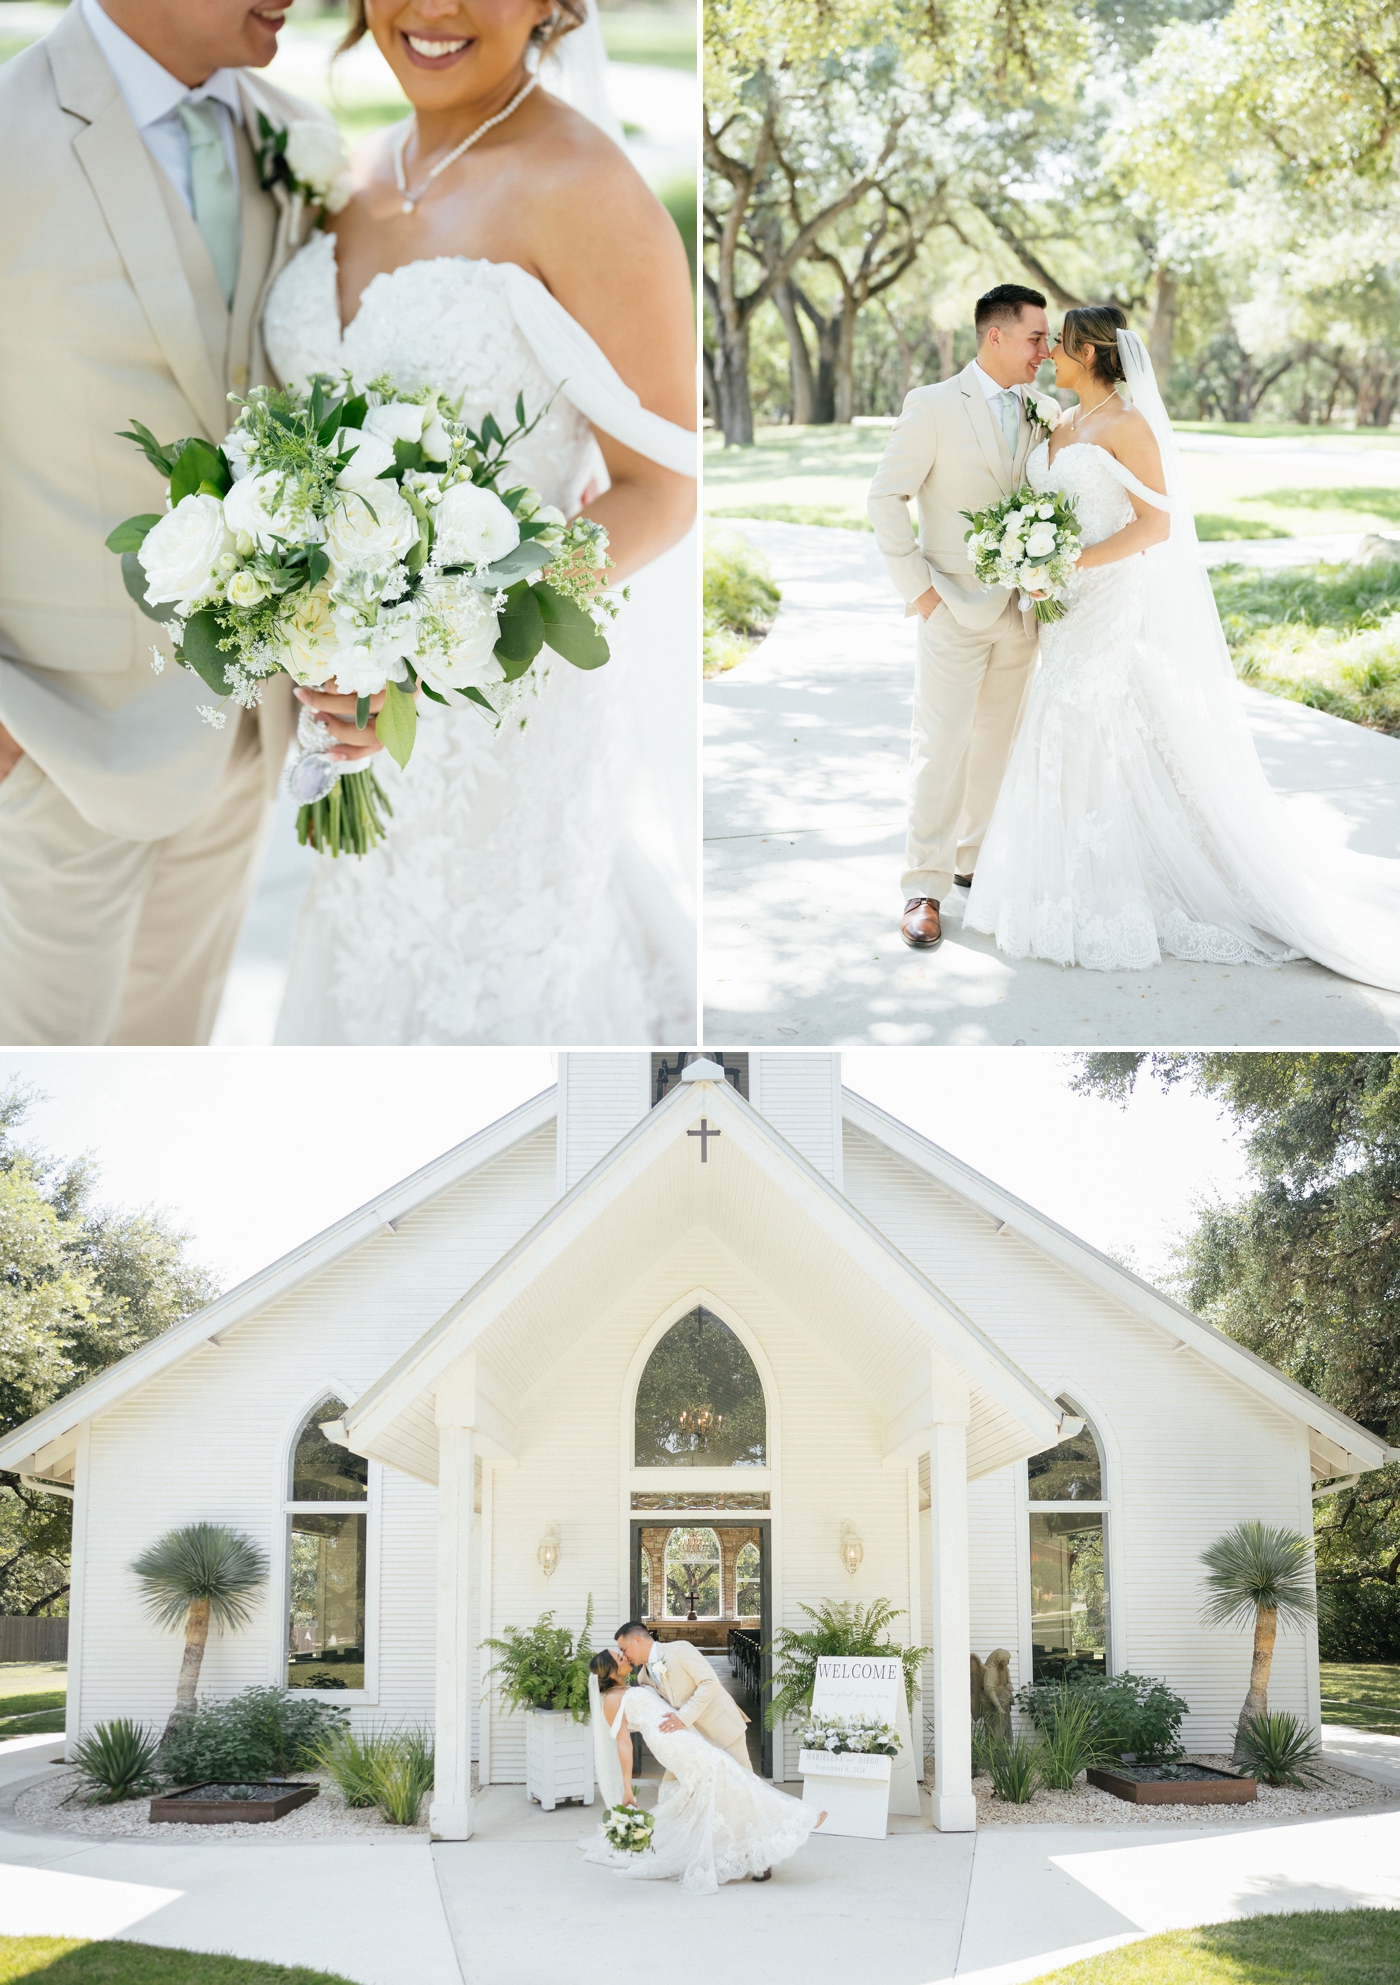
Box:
[985,1729,1041,1804]
[70,1719,161,1804]
[1031,1685,1107,1791]
[130,1523,268,1736]
[1235,1710,1324,1788]
[1200,1521,1316,1762]
[765,1600,928,1728]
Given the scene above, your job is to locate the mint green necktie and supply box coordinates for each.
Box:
[178,99,241,308]
[998,389,1020,451]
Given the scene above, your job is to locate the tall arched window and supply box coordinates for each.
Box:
[285,1397,368,1692]
[735,1541,761,1619]
[1027,1397,1109,1684]
[634,1308,766,1468]
[664,1526,721,1618]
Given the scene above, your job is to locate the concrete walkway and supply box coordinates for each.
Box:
[704,521,1400,1046]
[2,1731,1397,1985]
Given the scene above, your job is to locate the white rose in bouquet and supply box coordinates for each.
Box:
[364,400,427,447]
[284,122,352,213]
[421,409,454,462]
[139,493,233,611]
[416,573,505,694]
[1024,526,1058,559]
[224,469,320,552]
[226,568,269,608]
[431,481,520,566]
[333,427,397,489]
[282,581,343,687]
[325,486,420,578]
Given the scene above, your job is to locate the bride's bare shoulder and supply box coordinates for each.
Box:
[522,92,687,273]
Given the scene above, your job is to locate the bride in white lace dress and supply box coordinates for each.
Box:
[262,0,696,1044]
[966,309,1400,988]
[581,1650,823,1895]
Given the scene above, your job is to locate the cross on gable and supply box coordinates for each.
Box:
[687,1118,721,1162]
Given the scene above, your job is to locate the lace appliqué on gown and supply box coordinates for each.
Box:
[263,235,691,1044]
[965,441,1295,972]
[579,1687,819,1897]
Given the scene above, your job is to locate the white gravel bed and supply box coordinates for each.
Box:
[15,1768,429,1843]
[963,1753,1396,1827]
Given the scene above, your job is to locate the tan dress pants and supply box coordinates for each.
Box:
[903,594,1038,903]
[0,712,270,1045]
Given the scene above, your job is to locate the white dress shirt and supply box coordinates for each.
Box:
[81,0,243,216]
[973,361,1022,408]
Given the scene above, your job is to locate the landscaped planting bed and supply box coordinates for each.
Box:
[958,1754,1394,1827]
[1087,1762,1255,1805]
[16,1767,431,1843]
[148,1781,319,1824]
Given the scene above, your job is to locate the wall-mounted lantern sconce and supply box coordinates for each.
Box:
[840,1521,863,1577]
[537,1523,560,1578]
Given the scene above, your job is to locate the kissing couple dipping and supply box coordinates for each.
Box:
[580,1622,825,1896]
[868,283,1400,989]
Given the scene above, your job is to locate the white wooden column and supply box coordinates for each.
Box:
[927,1420,976,1832]
[430,1423,476,1840]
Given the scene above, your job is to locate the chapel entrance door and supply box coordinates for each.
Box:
[629,1519,772,1778]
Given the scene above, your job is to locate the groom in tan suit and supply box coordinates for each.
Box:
[616,1623,754,1770]
[867,284,1051,952]
[0,1,330,1044]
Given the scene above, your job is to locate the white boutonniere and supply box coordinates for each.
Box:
[649,1653,668,1679]
[1024,391,1064,439]
[255,113,353,222]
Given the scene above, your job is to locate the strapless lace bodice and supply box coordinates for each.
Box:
[264,237,692,1045]
[1027,437,1136,545]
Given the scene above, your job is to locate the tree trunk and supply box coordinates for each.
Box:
[165,1595,211,1737]
[711,322,755,448]
[1147,269,1177,391]
[771,281,816,427]
[834,298,858,425]
[1232,1603,1277,1761]
[934,328,955,382]
[810,306,842,425]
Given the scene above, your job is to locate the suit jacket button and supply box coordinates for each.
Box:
[231,363,248,389]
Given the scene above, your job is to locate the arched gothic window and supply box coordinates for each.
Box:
[1027,1396,1109,1684]
[634,1308,766,1468]
[664,1526,721,1618]
[285,1396,368,1693]
[735,1541,762,1619]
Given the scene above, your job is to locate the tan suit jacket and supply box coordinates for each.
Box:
[867,362,1038,632]
[645,1640,750,1752]
[0,7,324,839]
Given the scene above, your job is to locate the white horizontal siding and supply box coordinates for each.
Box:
[559,1054,648,1193]
[752,1053,841,1182]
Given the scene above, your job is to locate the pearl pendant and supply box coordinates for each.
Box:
[402,199,416,215]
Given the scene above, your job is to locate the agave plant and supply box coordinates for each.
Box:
[1200,1521,1316,1762]
[70,1719,161,1804]
[130,1523,269,1736]
[1235,1709,1324,1787]
[765,1599,928,1729]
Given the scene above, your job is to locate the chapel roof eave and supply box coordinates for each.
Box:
[334,1072,1067,1483]
[0,1084,561,1475]
[841,1089,1399,1478]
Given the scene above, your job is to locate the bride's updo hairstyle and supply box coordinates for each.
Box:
[590,1649,622,1688]
[339,2,588,56]
[1061,304,1128,384]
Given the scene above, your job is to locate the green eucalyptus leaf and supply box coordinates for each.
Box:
[419,680,450,705]
[460,686,498,715]
[482,541,551,585]
[105,514,160,555]
[376,678,418,769]
[120,552,175,622]
[180,609,233,692]
[535,584,610,669]
[306,547,330,587]
[169,438,229,506]
[338,394,368,431]
[493,580,545,678]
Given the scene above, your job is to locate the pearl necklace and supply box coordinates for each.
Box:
[1070,388,1117,429]
[393,74,538,215]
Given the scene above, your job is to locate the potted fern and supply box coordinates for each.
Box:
[766,1600,926,1729]
[483,1599,595,1811]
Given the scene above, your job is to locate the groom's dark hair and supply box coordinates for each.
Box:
[975,284,1048,339]
[616,1621,651,1641]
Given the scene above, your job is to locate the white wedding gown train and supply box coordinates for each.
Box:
[262,235,697,1044]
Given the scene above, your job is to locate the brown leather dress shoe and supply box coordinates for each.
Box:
[901,898,942,948]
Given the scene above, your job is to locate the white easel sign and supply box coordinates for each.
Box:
[799,1655,903,1840]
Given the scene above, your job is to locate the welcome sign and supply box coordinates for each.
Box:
[810,1654,903,1720]
[801,1656,908,1839]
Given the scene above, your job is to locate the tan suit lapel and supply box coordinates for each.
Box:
[959,364,1013,493]
[1011,397,1038,484]
[49,10,228,443]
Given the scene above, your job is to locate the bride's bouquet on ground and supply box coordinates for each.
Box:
[963,486,1082,624]
[105,376,617,857]
[798,1713,901,1757]
[602,1802,655,1854]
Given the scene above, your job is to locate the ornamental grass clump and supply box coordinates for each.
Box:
[984,1729,1041,1804]
[69,1720,161,1804]
[368,1727,435,1825]
[482,1597,595,1720]
[312,1726,387,1808]
[1235,1710,1324,1788]
[765,1599,927,1729]
[1028,1684,1108,1791]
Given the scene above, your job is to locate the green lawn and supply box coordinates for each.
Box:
[0,1677,66,1739]
[1210,561,1400,734]
[1030,1910,1400,1985]
[1320,1661,1400,1732]
[0,1942,359,1985]
[1174,422,1400,445]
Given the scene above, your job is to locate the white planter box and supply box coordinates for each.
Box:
[799,1749,893,1840]
[525,1708,595,1811]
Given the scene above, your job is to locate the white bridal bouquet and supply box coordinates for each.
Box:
[106,378,616,857]
[602,1802,655,1854]
[962,485,1082,624]
[798,1713,902,1757]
